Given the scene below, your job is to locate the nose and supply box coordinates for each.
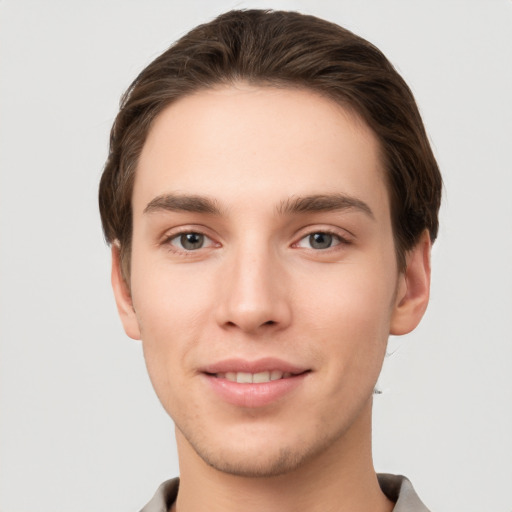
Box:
[215,245,292,335]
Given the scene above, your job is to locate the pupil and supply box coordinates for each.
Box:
[310,233,332,249]
[181,232,204,250]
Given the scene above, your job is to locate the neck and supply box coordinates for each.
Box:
[173,401,393,512]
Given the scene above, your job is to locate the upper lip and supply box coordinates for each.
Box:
[201,357,309,375]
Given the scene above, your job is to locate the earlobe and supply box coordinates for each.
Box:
[390,230,432,336]
[111,244,141,340]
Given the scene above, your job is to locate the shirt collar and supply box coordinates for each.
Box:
[140,473,430,512]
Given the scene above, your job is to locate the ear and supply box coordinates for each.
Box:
[390,230,432,336]
[111,244,141,340]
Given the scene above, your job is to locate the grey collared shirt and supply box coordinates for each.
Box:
[139,473,430,512]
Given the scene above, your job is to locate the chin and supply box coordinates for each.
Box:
[178,422,335,478]
[199,444,308,478]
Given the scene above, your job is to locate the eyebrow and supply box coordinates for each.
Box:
[144,194,222,215]
[143,192,374,219]
[277,194,374,219]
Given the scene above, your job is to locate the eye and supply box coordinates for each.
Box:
[168,232,213,251]
[296,232,343,250]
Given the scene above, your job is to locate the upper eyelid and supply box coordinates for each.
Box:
[163,231,219,255]
[293,232,349,250]
[292,225,354,243]
[176,234,213,248]
[158,225,354,247]
[160,225,218,241]
[167,231,215,243]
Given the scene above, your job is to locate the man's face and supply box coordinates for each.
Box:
[114,85,421,477]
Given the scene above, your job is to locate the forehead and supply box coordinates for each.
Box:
[134,84,389,217]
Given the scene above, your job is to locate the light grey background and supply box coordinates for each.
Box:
[1,1,511,511]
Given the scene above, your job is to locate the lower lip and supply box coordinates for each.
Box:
[204,373,308,408]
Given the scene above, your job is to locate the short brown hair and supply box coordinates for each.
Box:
[99,9,442,278]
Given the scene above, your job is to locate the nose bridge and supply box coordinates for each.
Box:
[217,235,290,333]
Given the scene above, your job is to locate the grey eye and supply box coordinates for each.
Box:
[178,232,205,250]
[308,232,334,249]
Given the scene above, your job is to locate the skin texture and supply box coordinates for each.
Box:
[112,85,431,512]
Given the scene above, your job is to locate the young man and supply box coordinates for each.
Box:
[99,9,441,512]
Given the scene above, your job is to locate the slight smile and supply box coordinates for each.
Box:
[201,358,311,408]
[213,370,296,383]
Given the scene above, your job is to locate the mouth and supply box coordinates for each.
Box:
[208,370,304,383]
[201,359,310,407]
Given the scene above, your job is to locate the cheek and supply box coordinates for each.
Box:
[129,254,216,394]
[130,249,215,331]
[300,259,396,323]
[297,261,396,370]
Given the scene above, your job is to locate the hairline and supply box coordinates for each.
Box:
[117,79,409,283]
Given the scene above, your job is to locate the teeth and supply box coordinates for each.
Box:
[236,372,253,383]
[253,371,270,383]
[218,370,288,383]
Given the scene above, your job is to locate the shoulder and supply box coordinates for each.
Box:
[378,473,431,512]
[139,478,179,512]
[139,474,430,512]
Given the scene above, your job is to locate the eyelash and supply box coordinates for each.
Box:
[161,228,352,254]
[162,229,217,254]
[294,230,351,251]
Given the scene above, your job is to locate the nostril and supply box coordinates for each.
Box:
[264,320,276,326]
